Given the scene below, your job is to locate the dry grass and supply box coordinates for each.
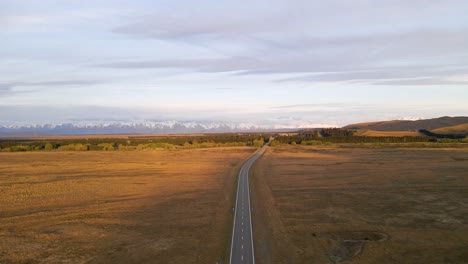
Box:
[251,145,468,264]
[432,123,468,135]
[345,120,403,128]
[0,147,255,263]
[353,130,424,137]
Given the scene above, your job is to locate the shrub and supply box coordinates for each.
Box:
[118,144,136,151]
[58,144,89,151]
[269,140,280,147]
[98,143,115,151]
[253,138,264,147]
[10,145,32,152]
[44,143,54,151]
[136,143,176,150]
[301,140,322,145]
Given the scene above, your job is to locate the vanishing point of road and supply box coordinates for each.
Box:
[230,144,268,264]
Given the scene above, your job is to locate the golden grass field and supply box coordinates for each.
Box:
[353,130,424,137]
[251,145,468,264]
[432,123,468,135]
[0,147,254,263]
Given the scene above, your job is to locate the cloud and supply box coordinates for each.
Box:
[270,103,356,109]
[97,57,257,73]
[374,78,468,86]
[0,79,102,96]
[106,0,468,86]
[0,83,13,94]
[0,82,35,95]
[277,63,468,85]
[1,80,101,89]
[107,23,468,84]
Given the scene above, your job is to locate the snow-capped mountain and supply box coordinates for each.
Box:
[0,120,296,135]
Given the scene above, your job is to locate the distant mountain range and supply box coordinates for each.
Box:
[1,116,467,136]
[344,116,468,133]
[0,121,291,136]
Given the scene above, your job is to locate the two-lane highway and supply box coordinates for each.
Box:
[230,144,268,264]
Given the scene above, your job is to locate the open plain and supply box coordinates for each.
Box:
[251,145,468,263]
[0,147,254,263]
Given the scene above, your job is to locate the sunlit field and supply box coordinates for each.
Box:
[0,148,254,263]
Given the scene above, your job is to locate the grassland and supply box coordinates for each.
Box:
[432,123,468,135]
[353,130,424,137]
[0,147,255,263]
[251,145,468,263]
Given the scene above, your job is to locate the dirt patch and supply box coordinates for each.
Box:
[451,156,468,161]
[326,231,388,263]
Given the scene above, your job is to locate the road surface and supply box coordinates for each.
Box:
[230,144,268,264]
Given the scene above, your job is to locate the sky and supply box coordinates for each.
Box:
[1,0,467,128]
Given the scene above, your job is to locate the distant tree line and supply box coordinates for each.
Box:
[0,133,270,152]
[418,129,465,139]
[272,128,436,145]
[273,135,434,144]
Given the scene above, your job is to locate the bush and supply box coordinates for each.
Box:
[183,142,193,149]
[58,144,89,151]
[253,138,264,147]
[136,143,176,150]
[98,143,115,151]
[44,143,54,151]
[118,144,136,151]
[301,140,322,145]
[10,145,32,152]
[269,140,280,147]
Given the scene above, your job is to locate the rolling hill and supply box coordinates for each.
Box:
[432,123,468,135]
[344,116,468,131]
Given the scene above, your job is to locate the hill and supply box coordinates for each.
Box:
[432,123,468,135]
[353,130,425,137]
[344,116,468,131]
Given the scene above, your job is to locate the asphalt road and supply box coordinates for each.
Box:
[230,144,268,264]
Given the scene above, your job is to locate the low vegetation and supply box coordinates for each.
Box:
[0,134,269,152]
[271,128,467,147]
